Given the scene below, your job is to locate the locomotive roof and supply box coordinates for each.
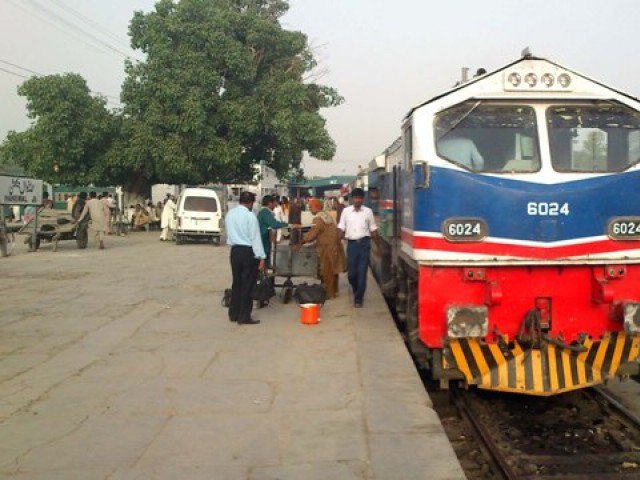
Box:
[405,55,640,120]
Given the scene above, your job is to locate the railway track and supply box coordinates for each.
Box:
[443,385,640,480]
[379,279,640,479]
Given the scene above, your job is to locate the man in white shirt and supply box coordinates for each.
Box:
[337,188,380,308]
[272,197,285,242]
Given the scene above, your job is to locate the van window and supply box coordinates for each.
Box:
[184,196,218,212]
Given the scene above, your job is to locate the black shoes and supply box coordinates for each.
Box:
[238,318,260,325]
[229,315,259,324]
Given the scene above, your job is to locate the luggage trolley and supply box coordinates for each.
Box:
[270,242,319,304]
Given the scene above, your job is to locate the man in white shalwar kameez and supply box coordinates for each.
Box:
[160,195,177,241]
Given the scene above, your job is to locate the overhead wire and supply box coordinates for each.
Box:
[46,0,134,54]
[0,59,40,76]
[24,0,135,60]
[0,66,29,80]
[0,59,122,107]
[2,0,138,108]
[6,0,109,54]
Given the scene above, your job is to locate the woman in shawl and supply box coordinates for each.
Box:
[295,198,346,299]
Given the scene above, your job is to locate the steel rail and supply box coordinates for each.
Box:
[591,386,640,430]
[451,387,519,480]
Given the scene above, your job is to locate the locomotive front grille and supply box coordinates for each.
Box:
[444,332,640,396]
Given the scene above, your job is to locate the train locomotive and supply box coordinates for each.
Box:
[367,54,640,396]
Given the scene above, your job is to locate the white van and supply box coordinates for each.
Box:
[175,188,223,245]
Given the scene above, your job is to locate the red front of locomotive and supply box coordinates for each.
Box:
[414,263,640,395]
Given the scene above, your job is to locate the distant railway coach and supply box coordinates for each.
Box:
[368,54,640,396]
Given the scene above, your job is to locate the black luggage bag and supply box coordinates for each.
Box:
[293,283,326,306]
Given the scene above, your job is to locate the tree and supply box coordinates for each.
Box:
[285,166,306,183]
[574,129,607,171]
[114,0,342,191]
[0,73,119,185]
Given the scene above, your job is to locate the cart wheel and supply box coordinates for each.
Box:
[256,299,268,309]
[282,287,293,304]
[76,228,88,249]
[28,236,41,251]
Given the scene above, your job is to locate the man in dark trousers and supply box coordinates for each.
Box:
[225,191,265,325]
[337,188,380,308]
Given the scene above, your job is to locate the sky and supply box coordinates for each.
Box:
[1,0,640,178]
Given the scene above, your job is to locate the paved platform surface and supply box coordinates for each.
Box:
[0,232,465,479]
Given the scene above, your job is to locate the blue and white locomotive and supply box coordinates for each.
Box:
[367,53,640,395]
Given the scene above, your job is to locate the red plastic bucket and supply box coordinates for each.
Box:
[300,303,320,325]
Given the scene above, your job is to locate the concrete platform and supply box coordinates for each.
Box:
[0,233,465,479]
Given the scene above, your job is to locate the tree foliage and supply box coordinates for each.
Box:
[114,0,343,187]
[0,74,119,185]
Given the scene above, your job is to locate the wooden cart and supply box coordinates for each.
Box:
[19,209,89,252]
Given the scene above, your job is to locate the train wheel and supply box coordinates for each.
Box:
[395,268,408,324]
[405,278,421,352]
[282,287,293,304]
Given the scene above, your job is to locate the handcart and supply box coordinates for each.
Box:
[270,242,319,304]
[19,209,89,252]
[0,214,20,257]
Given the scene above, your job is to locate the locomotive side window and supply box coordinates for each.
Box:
[547,103,640,173]
[435,102,540,173]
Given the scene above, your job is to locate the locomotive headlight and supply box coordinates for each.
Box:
[507,72,521,87]
[524,72,538,87]
[541,73,555,88]
[447,306,489,338]
[558,73,572,88]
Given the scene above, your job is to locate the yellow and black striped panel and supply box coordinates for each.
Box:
[446,333,640,396]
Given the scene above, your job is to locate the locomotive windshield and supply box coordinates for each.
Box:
[547,103,640,173]
[435,102,540,173]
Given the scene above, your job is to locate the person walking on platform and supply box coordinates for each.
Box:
[72,192,87,220]
[76,191,107,250]
[225,191,265,325]
[295,198,346,299]
[338,188,380,308]
[257,195,288,267]
[101,192,112,235]
[160,195,177,241]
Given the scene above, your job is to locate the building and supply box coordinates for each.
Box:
[288,175,356,198]
[225,161,280,201]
